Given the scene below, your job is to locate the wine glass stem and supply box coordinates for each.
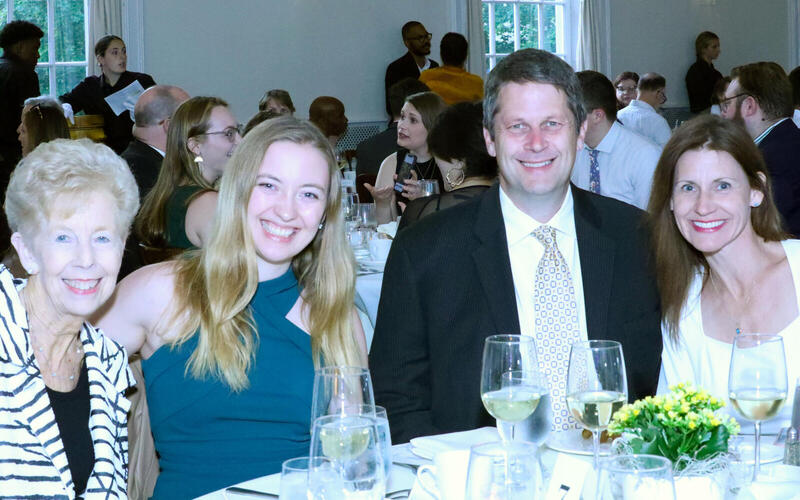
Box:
[592,430,600,469]
[753,421,761,481]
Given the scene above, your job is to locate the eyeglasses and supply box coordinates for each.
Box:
[719,93,751,112]
[196,124,242,143]
[406,32,432,43]
[615,86,636,94]
[657,89,668,104]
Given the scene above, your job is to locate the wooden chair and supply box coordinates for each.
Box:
[68,114,105,142]
[356,173,376,203]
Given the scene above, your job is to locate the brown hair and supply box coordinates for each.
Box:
[405,91,447,133]
[94,34,123,57]
[21,97,69,153]
[694,31,719,58]
[135,96,227,246]
[648,115,787,341]
[638,72,666,92]
[731,62,793,120]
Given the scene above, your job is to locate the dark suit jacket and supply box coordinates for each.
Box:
[757,119,800,236]
[369,184,662,443]
[384,52,438,116]
[121,138,163,202]
[356,123,397,176]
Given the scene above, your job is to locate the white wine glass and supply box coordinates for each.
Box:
[308,414,385,499]
[597,454,675,500]
[311,366,375,424]
[566,340,627,469]
[480,335,548,443]
[728,333,787,480]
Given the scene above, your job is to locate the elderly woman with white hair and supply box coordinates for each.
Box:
[0,138,139,498]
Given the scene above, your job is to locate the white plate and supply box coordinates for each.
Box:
[409,445,434,460]
[733,439,784,465]
[545,429,613,456]
[358,258,386,272]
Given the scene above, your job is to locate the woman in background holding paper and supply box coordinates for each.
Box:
[60,35,155,153]
[651,115,799,434]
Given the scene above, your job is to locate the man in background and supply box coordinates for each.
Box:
[617,72,672,146]
[419,32,483,105]
[722,61,800,235]
[384,21,438,116]
[571,71,660,210]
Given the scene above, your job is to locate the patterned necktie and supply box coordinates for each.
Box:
[532,225,582,431]
[588,149,601,194]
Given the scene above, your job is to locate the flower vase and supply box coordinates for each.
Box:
[673,468,728,500]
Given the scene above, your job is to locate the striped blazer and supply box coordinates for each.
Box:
[0,267,134,499]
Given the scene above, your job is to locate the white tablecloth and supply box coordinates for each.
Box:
[355,272,383,329]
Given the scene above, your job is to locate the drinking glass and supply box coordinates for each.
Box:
[465,441,539,499]
[342,192,360,227]
[728,334,787,480]
[280,456,331,499]
[480,335,548,443]
[311,367,375,424]
[596,454,675,500]
[309,415,385,499]
[419,179,440,197]
[355,404,392,482]
[567,340,628,469]
[357,203,378,230]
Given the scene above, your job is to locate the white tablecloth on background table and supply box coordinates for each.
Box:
[355,272,383,328]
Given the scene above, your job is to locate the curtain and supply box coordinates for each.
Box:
[577,0,602,71]
[89,0,123,75]
[466,0,486,77]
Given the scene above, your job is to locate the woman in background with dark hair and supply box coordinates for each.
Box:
[60,35,155,153]
[258,89,295,115]
[685,31,723,114]
[17,96,69,157]
[613,71,639,110]
[651,115,797,433]
[398,101,496,230]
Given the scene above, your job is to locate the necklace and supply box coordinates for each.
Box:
[415,157,437,180]
[32,335,84,381]
[709,274,757,335]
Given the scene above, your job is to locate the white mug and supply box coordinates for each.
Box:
[417,449,470,500]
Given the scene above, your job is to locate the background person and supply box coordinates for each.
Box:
[617,72,672,146]
[308,96,348,150]
[60,35,156,153]
[17,96,70,157]
[384,21,439,116]
[685,31,723,114]
[258,89,295,116]
[651,115,797,434]
[612,71,639,111]
[95,117,367,499]
[419,32,483,105]
[0,138,138,498]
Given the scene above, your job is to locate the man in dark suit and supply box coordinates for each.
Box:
[384,21,439,117]
[721,62,800,236]
[357,78,429,177]
[370,49,662,444]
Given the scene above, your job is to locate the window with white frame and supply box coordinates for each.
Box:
[482,0,576,72]
[2,0,89,96]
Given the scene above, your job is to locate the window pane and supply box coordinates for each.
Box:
[55,65,86,96]
[482,3,490,54]
[54,0,85,62]
[542,4,558,53]
[35,65,49,95]
[1,4,7,24]
[493,3,515,55]
[12,0,48,63]
[518,3,539,50]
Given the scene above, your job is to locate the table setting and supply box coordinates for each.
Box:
[199,333,799,499]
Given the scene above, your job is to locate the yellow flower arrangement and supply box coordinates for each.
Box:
[608,383,739,469]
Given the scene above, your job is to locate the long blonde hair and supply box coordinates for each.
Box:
[169,116,361,391]
[135,96,226,246]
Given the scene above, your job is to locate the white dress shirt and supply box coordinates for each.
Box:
[499,186,588,342]
[571,121,662,209]
[793,109,800,128]
[617,99,672,146]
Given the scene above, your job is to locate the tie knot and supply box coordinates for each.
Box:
[589,149,599,160]
[532,225,558,247]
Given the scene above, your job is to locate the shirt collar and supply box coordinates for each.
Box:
[629,99,656,113]
[499,184,575,246]
[585,121,621,154]
[754,118,789,145]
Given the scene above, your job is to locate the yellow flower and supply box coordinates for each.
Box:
[688,421,697,429]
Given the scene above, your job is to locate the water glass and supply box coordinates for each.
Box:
[311,367,375,424]
[342,192,360,223]
[596,454,675,500]
[419,179,440,197]
[280,456,331,499]
[355,405,392,481]
[357,203,378,230]
[309,415,385,500]
[465,441,539,499]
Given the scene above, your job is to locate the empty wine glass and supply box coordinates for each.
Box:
[311,366,375,424]
[465,441,539,499]
[480,335,548,443]
[309,414,385,499]
[567,340,627,469]
[597,454,676,500]
[728,334,787,480]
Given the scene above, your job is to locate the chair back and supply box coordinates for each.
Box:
[356,173,376,203]
[68,114,105,142]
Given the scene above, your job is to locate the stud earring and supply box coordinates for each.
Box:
[751,201,761,208]
[318,222,325,230]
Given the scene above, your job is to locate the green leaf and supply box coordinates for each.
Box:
[695,425,730,460]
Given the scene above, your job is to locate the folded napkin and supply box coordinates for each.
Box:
[736,465,800,500]
[410,427,499,459]
[377,221,398,239]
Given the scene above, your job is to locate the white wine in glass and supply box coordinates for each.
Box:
[567,340,627,469]
[480,335,547,443]
[728,334,787,480]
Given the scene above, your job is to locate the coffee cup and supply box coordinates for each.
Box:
[416,449,470,500]
[368,238,392,262]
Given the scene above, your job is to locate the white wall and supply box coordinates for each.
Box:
[608,0,794,108]
[142,0,455,124]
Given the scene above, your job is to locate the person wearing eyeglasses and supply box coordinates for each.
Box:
[612,71,639,111]
[136,96,242,253]
[617,72,672,147]
[720,62,800,236]
[384,21,439,117]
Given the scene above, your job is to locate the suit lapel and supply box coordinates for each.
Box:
[572,186,616,340]
[471,185,521,336]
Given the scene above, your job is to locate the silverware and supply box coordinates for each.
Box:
[224,486,278,498]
